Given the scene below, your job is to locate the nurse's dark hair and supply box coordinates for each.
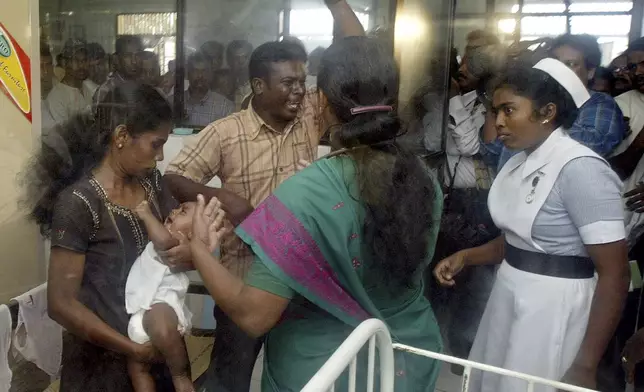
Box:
[495,60,579,129]
[318,36,437,289]
[21,82,172,236]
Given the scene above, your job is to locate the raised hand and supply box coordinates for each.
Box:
[193,194,230,252]
[433,250,468,287]
[207,202,228,253]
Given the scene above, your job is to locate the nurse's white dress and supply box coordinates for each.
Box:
[468,128,625,392]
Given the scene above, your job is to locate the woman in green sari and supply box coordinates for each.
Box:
[189,36,444,391]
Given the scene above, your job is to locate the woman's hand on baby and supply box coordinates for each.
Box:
[193,194,229,253]
[131,342,163,364]
[158,232,194,273]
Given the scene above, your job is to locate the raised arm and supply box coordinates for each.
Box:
[135,201,178,251]
[190,196,289,337]
[327,0,365,39]
[164,123,254,225]
[164,174,254,226]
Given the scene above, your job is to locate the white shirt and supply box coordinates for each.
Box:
[444,90,487,188]
[84,79,99,97]
[41,87,55,134]
[46,81,94,125]
[41,100,55,133]
[612,90,644,156]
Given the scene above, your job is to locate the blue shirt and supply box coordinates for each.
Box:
[482,91,627,172]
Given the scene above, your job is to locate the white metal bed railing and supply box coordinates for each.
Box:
[302,318,598,392]
[301,319,395,392]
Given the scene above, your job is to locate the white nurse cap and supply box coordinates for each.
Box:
[533,58,591,109]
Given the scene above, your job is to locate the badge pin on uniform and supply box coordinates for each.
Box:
[525,171,544,204]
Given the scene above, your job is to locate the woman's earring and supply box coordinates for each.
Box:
[117,144,123,149]
[542,120,549,124]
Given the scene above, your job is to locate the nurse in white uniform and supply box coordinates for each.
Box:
[434,58,630,392]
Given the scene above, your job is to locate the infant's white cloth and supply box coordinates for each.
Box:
[125,243,192,344]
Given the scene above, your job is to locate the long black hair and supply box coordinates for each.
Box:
[495,60,579,129]
[318,36,438,289]
[22,82,172,236]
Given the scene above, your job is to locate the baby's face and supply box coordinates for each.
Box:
[164,202,196,235]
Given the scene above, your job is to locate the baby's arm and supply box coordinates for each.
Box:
[135,201,179,252]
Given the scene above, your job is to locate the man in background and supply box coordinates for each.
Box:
[169,52,234,127]
[93,35,143,107]
[226,40,253,110]
[465,29,501,54]
[46,39,93,125]
[610,53,632,97]
[160,59,176,95]
[201,40,225,90]
[212,68,235,100]
[40,44,56,132]
[610,38,644,180]
[85,42,108,95]
[138,51,162,88]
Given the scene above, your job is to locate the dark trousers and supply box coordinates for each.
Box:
[425,188,499,359]
[597,238,644,391]
[195,306,264,392]
[426,232,496,359]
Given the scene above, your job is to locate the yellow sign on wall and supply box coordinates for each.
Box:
[0,23,32,122]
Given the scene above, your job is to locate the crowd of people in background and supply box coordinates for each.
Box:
[28,1,644,390]
[40,33,327,135]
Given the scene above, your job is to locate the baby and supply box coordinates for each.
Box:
[125,201,196,392]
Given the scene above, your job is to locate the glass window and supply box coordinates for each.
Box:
[496,17,517,40]
[287,8,370,52]
[117,13,177,73]
[571,14,631,64]
[495,0,518,13]
[456,0,487,15]
[522,1,566,13]
[570,15,631,37]
[568,1,633,13]
[520,15,566,40]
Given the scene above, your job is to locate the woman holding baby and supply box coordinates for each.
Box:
[22,82,198,392]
